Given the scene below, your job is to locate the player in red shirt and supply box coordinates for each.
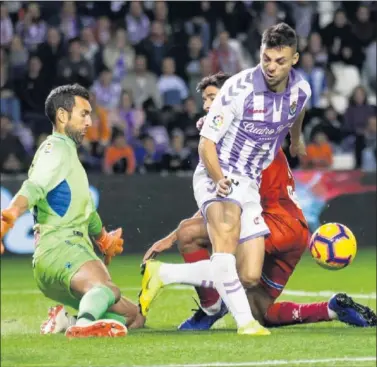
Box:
[141,73,376,330]
[258,148,309,302]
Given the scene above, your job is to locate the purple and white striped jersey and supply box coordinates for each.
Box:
[199,65,311,184]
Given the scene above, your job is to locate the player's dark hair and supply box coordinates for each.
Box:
[196,72,231,92]
[45,84,90,125]
[262,23,297,51]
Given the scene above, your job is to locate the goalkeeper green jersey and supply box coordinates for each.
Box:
[17,132,102,239]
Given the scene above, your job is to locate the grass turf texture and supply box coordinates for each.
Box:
[1,250,376,367]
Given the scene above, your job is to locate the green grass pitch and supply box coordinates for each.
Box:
[1,250,376,367]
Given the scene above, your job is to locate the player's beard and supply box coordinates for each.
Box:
[65,124,84,145]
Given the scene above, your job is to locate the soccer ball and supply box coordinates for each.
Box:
[309,223,357,270]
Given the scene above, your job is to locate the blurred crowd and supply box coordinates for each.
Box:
[1,1,376,176]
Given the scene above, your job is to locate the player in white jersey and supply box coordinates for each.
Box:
[140,23,311,336]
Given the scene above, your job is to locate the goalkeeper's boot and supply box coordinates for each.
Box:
[329,293,377,327]
[138,260,164,316]
[178,300,228,331]
[65,319,127,338]
[40,305,70,334]
[238,320,271,336]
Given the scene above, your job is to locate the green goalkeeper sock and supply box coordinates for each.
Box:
[103,312,126,325]
[76,285,116,326]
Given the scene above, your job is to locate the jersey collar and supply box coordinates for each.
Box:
[253,65,269,93]
[52,132,77,148]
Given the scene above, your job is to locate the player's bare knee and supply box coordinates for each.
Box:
[178,240,196,254]
[106,283,121,303]
[177,220,195,249]
[239,269,260,289]
[240,276,259,289]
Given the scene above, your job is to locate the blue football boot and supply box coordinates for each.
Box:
[329,293,377,327]
[178,300,228,331]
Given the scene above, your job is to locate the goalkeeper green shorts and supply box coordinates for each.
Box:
[33,231,101,310]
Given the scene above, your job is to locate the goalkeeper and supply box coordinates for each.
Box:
[1,84,144,338]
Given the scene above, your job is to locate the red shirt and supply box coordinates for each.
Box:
[260,149,308,227]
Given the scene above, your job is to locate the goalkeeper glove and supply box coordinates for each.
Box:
[95,227,124,265]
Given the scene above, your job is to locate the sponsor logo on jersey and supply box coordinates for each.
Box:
[246,108,267,114]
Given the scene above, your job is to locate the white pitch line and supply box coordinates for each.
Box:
[115,357,377,367]
[1,286,376,299]
[281,289,376,299]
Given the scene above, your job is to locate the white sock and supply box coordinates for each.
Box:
[75,318,91,326]
[159,260,213,287]
[210,253,254,328]
[69,316,77,327]
[327,306,338,320]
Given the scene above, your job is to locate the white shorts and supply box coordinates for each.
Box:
[193,167,270,243]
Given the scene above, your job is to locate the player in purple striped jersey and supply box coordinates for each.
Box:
[196,23,311,335]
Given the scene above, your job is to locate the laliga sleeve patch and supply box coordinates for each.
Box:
[44,142,53,154]
[210,114,224,131]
